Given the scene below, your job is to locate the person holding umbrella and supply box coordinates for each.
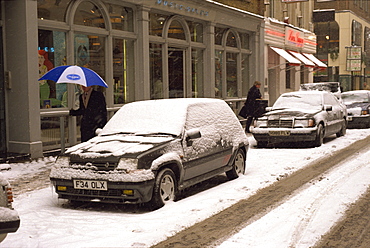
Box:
[70,85,107,142]
[39,65,108,142]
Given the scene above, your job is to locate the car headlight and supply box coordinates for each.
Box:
[55,156,70,168]
[254,119,268,128]
[294,119,315,128]
[116,158,138,171]
[362,109,369,115]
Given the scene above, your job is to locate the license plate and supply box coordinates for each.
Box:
[348,116,353,121]
[269,130,291,136]
[73,180,107,191]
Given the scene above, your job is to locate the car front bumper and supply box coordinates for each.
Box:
[347,115,370,128]
[51,178,155,204]
[251,127,318,143]
[0,208,20,234]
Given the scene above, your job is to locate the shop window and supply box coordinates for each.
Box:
[241,53,250,95]
[226,32,237,48]
[113,38,135,104]
[168,20,186,40]
[215,50,223,98]
[215,27,226,45]
[150,43,163,99]
[188,22,203,42]
[38,0,73,22]
[149,13,168,36]
[74,1,105,29]
[74,34,106,91]
[109,5,133,32]
[192,48,204,97]
[226,53,237,97]
[240,33,250,50]
[168,47,184,98]
[38,29,67,109]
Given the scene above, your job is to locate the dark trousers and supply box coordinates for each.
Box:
[245,116,254,133]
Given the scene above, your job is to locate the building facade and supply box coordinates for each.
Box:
[0,0,264,159]
[314,1,370,91]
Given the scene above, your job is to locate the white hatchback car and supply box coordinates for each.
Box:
[51,98,249,209]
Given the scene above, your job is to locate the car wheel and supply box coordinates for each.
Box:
[148,168,177,210]
[313,124,324,147]
[226,149,246,180]
[336,119,347,137]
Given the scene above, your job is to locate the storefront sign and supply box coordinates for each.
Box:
[346,46,362,71]
[155,0,209,16]
[285,27,304,48]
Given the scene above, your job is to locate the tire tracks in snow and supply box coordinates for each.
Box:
[151,135,370,248]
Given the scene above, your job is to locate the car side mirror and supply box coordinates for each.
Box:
[265,107,272,112]
[324,105,333,111]
[95,128,103,135]
[185,128,201,146]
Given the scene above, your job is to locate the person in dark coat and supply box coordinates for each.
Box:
[244,81,262,133]
[70,86,107,142]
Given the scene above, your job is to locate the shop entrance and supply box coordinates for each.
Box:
[168,47,185,98]
[0,27,6,158]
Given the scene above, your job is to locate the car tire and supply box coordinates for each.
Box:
[336,119,347,137]
[226,149,246,180]
[313,124,324,147]
[147,168,177,210]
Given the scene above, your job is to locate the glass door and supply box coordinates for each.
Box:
[168,47,184,98]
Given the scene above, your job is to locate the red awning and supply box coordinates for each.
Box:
[289,51,316,67]
[270,47,301,66]
[302,53,327,69]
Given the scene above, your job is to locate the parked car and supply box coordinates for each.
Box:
[50,98,249,209]
[251,91,347,148]
[0,173,20,243]
[341,90,370,128]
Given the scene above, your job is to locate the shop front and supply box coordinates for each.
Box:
[265,18,323,104]
[2,0,264,158]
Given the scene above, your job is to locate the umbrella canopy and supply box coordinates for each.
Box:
[38,65,108,88]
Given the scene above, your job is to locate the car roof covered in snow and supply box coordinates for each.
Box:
[101,98,231,137]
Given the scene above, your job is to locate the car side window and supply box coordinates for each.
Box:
[324,94,338,106]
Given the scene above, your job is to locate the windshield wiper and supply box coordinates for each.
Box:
[137,132,177,137]
[101,132,134,136]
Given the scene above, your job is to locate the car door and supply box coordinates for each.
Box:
[181,104,232,182]
[324,93,343,134]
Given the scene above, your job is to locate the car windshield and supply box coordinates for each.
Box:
[273,93,323,110]
[342,92,369,104]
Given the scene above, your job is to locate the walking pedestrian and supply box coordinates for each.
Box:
[244,81,262,133]
[70,86,107,142]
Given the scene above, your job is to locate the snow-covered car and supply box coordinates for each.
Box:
[0,173,20,243]
[50,98,249,209]
[341,90,370,128]
[251,91,347,148]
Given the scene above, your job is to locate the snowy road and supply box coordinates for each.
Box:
[2,129,370,247]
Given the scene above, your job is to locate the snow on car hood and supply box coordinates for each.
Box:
[66,134,175,158]
[265,108,321,118]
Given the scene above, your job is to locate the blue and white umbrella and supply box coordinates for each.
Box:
[38,65,108,88]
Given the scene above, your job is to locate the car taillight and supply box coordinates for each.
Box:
[6,186,14,205]
[361,110,368,115]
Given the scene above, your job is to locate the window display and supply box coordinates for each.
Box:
[38,29,67,109]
